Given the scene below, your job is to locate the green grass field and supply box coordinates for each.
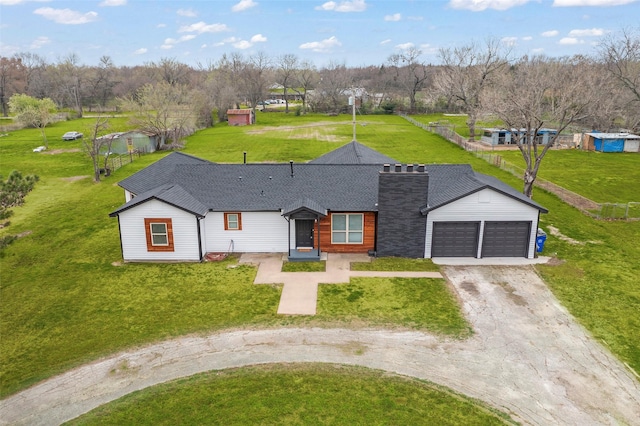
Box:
[1,112,639,409]
[68,364,512,425]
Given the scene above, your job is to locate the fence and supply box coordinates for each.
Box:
[105,149,145,173]
[398,114,639,220]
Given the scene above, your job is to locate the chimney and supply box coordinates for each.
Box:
[377,164,429,258]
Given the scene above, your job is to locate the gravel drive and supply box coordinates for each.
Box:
[1,265,639,425]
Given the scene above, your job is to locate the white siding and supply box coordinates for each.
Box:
[424,189,540,259]
[204,211,289,253]
[124,190,133,202]
[118,199,201,261]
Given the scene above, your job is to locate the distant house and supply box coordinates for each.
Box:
[582,132,640,153]
[109,141,547,262]
[227,109,255,126]
[481,128,558,146]
[97,131,156,155]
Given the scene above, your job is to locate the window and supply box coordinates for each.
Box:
[224,212,242,230]
[331,213,363,244]
[144,218,174,252]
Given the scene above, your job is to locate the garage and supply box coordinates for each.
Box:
[431,222,479,257]
[481,221,531,257]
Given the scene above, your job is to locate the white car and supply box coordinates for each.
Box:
[62,131,83,140]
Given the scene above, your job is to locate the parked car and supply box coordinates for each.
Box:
[62,131,83,140]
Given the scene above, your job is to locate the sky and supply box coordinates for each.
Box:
[1,0,639,68]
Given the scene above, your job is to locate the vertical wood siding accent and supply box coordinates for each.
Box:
[424,189,540,259]
[314,212,375,253]
[144,218,174,252]
[118,199,200,261]
[204,211,289,253]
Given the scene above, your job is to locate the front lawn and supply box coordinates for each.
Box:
[68,364,511,425]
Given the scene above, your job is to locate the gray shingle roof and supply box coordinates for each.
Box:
[111,147,547,217]
[309,141,398,164]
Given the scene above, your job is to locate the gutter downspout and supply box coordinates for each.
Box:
[197,216,204,262]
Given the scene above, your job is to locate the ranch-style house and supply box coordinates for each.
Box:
[109,141,547,262]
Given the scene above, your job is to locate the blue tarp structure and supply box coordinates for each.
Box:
[594,138,624,152]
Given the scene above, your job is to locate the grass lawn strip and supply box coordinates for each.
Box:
[67,364,512,425]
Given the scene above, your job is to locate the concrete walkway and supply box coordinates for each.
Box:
[2,265,639,425]
[240,253,443,315]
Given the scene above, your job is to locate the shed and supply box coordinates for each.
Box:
[98,131,156,155]
[481,128,558,146]
[227,109,255,126]
[584,132,640,153]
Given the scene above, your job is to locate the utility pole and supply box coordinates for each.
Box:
[350,88,356,141]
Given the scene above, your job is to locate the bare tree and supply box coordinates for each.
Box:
[386,47,431,113]
[147,57,192,86]
[436,39,510,140]
[120,81,197,150]
[87,56,117,109]
[485,55,603,197]
[292,60,318,112]
[52,53,84,117]
[15,52,49,98]
[599,28,640,131]
[239,52,272,114]
[0,57,27,116]
[314,61,351,113]
[276,54,298,113]
[82,115,115,182]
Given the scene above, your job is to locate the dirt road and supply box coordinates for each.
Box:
[1,266,639,425]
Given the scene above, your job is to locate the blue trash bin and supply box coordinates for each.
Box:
[536,228,547,253]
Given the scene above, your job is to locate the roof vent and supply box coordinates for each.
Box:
[406,164,414,172]
[383,164,390,172]
[394,164,402,172]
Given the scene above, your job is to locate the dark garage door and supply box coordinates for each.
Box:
[482,221,531,257]
[431,222,479,257]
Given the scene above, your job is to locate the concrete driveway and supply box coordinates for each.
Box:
[1,265,639,425]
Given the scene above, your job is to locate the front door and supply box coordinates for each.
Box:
[295,220,314,248]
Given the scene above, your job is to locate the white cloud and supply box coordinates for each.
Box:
[232,0,258,12]
[157,23,166,28]
[380,39,391,45]
[568,28,606,36]
[299,36,342,53]
[541,30,559,37]
[531,47,545,54]
[522,36,533,41]
[234,40,253,49]
[419,43,438,54]
[177,8,197,17]
[134,48,147,55]
[315,0,367,12]
[559,37,584,45]
[250,34,267,42]
[99,0,126,6]
[178,21,230,34]
[553,0,637,6]
[33,7,98,24]
[395,42,414,50]
[0,0,50,5]
[30,36,51,49]
[161,34,196,50]
[501,36,518,46]
[384,13,401,21]
[449,0,530,11]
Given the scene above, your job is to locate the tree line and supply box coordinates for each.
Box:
[1,29,638,197]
